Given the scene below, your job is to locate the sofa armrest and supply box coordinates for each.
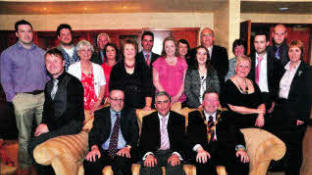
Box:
[241,128,286,175]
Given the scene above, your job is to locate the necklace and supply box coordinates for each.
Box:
[236,77,249,94]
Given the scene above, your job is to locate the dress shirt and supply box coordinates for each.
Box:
[279,61,301,99]
[0,42,48,102]
[255,53,269,92]
[63,46,74,58]
[207,46,213,59]
[143,50,152,63]
[102,109,127,150]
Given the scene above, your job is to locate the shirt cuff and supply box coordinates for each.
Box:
[193,144,202,152]
[172,152,183,160]
[142,152,154,160]
[235,144,246,151]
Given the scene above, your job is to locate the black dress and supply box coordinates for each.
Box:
[109,60,153,109]
[220,80,263,129]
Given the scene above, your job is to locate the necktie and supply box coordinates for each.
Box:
[255,56,263,85]
[160,117,170,150]
[50,79,59,100]
[275,47,280,59]
[146,52,150,66]
[207,115,215,143]
[108,113,120,158]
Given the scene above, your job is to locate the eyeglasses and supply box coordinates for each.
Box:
[155,100,169,105]
[110,97,124,102]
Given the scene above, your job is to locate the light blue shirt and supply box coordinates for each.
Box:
[102,109,127,150]
[143,50,151,62]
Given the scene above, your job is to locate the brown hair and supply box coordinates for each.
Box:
[161,36,178,57]
[288,40,304,60]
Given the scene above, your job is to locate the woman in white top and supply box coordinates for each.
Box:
[68,40,106,112]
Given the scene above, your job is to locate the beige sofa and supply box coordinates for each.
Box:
[33,104,286,175]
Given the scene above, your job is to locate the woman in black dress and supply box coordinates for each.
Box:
[220,56,265,129]
[109,39,153,110]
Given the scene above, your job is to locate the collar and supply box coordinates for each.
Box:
[53,71,66,81]
[203,111,217,121]
[16,42,36,50]
[158,112,170,122]
[143,50,152,57]
[110,108,121,116]
[285,61,301,71]
[256,52,267,59]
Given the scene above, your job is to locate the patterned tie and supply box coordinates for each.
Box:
[160,117,170,150]
[255,56,263,85]
[207,115,215,143]
[108,113,120,158]
[50,79,59,100]
[146,52,150,66]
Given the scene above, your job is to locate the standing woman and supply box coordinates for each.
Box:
[153,37,188,104]
[68,40,106,113]
[177,39,192,66]
[109,39,153,110]
[225,39,246,81]
[101,43,120,100]
[184,46,220,108]
[268,40,312,175]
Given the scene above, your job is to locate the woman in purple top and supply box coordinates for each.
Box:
[153,37,188,104]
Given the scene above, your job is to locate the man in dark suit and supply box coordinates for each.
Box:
[248,31,282,113]
[187,90,249,175]
[200,27,229,83]
[90,32,111,65]
[84,89,139,175]
[268,24,289,66]
[28,48,85,175]
[139,91,186,175]
[136,31,160,67]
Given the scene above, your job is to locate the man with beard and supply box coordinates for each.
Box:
[56,24,79,70]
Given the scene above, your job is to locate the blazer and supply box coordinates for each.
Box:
[248,51,282,102]
[210,45,229,83]
[279,61,312,122]
[139,111,186,157]
[88,107,139,150]
[90,49,104,65]
[42,72,84,133]
[184,67,220,108]
[187,110,245,152]
[67,61,106,98]
[268,41,289,66]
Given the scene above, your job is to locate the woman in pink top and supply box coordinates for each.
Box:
[153,37,188,103]
[101,43,120,100]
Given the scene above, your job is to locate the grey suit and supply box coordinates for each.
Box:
[184,68,220,108]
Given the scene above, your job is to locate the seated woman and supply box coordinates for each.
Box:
[177,39,193,66]
[68,40,106,113]
[220,56,265,129]
[109,39,153,110]
[153,37,188,104]
[225,39,246,81]
[267,40,312,175]
[184,46,220,108]
[101,43,120,101]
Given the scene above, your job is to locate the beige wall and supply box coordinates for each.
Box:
[214,2,229,51]
[241,13,312,24]
[0,13,213,31]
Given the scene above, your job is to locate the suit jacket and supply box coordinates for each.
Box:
[42,72,84,133]
[248,51,283,103]
[279,62,312,122]
[187,110,245,154]
[210,45,229,83]
[88,107,139,151]
[184,67,220,108]
[136,51,160,67]
[90,49,104,65]
[139,111,186,157]
[268,41,289,66]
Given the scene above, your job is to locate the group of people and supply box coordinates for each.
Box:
[0,19,311,175]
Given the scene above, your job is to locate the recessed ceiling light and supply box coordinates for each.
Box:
[279,7,288,11]
[43,7,47,10]
[84,7,88,10]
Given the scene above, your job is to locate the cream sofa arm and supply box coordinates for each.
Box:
[241,128,286,175]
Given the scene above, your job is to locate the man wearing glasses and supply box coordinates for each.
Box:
[139,91,186,175]
[84,89,139,175]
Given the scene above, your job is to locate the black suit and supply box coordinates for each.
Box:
[268,41,289,66]
[210,45,229,84]
[139,111,186,175]
[187,110,248,175]
[248,51,282,109]
[267,62,312,175]
[28,72,84,175]
[84,107,139,175]
[90,50,104,65]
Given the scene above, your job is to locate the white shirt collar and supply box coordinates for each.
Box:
[203,111,216,121]
[285,61,301,71]
[158,112,170,121]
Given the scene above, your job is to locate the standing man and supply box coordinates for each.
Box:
[139,91,186,175]
[91,32,111,65]
[0,19,48,174]
[84,89,139,175]
[56,24,79,70]
[248,31,282,113]
[187,90,249,175]
[28,48,84,175]
[200,27,229,83]
[268,24,289,66]
[136,31,160,67]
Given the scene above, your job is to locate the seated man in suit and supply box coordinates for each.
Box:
[187,90,249,175]
[140,91,186,175]
[83,89,139,175]
[28,48,85,175]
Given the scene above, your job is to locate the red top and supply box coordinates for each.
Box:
[101,63,114,98]
[81,71,97,110]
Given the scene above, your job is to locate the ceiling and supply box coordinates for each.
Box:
[0,0,311,14]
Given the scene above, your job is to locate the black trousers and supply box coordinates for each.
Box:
[84,149,135,175]
[191,142,249,175]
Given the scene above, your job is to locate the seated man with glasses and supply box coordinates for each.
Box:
[83,89,139,175]
[139,91,186,175]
